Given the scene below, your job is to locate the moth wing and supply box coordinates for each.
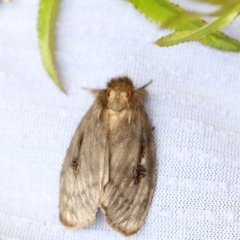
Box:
[59,106,101,229]
[100,105,156,236]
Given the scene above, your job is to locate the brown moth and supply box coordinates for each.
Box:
[59,76,156,236]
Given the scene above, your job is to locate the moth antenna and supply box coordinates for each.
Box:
[81,87,102,95]
[138,80,153,90]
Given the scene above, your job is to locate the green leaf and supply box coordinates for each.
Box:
[162,12,206,29]
[162,3,236,29]
[156,2,240,46]
[128,0,240,51]
[194,0,236,6]
[38,0,65,92]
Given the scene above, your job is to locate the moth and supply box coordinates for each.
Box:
[59,76,156,236]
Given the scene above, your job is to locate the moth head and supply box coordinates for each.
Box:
[106,76,151,112]
[106,77,133,112]
[88,76,151,118]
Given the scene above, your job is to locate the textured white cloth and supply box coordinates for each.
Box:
[1,0,240,239]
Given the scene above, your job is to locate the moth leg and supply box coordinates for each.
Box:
[132,166,146,183]
[134,165,146,184]
[140,144,146,158]
[71,158,79,175]
[70,139,82,175]
[132,144,147,184]
[134,173,145,184]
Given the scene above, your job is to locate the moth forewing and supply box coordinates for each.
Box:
[59,76,156,236]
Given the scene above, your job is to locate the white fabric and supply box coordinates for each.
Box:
[1,0,240,239]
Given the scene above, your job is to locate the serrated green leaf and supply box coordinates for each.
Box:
[162,3,237,29]
[194,0,237,6]
[128,0,240,51]
[162,12,205,29]
[38,0,65,93]
[156,2,240,46]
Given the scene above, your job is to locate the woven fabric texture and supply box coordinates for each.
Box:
[1,0,240,239]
